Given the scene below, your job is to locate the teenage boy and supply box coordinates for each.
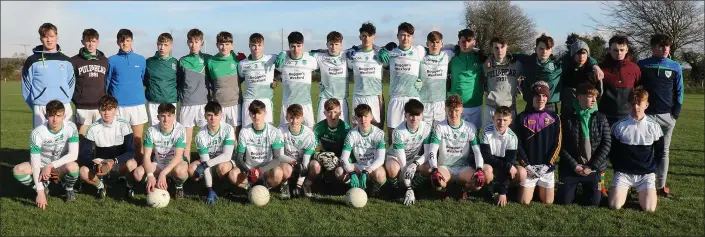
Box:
[479,106,520,207]
[72,28,109,138]
[599,35,641,125]
[238,33,278,127]
[482,36,523,129]
[448,29,485,127]
[347,22,390,128]
[274,31,319,128]
[207,31,242,134]
[312,98,351,188]
[276,104,318,198]
[560,40,601,116]
[419,31,454,125]
[145,33,179,127]
[312,31,350,123]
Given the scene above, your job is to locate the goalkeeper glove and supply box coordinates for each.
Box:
[349,172,360,188]
[346,46,359,60]
[247,168,262,184]
[360,170,369,189]
[430,168,445,190]
[403,188,415,206]
[194,162,208,179]
[384,42,397,51]
[205,188,219,205]
[274,51,287,68]
[403,162,418,180]
[378,49,390,65]
[472,168,486,187]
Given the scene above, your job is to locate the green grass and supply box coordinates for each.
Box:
[1,82,703,236]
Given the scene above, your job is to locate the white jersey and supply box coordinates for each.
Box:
[277,53,318,104]
[389,121,433,162]
[29,120,79,166]
[429,120,479,167]
[480,124,518,157]
[347,46,385,97]
[237,123,284,168]
[85,118,132,159]
[195,122,236,157]
[388,45,425,98]
[419,49,454,103]
[144,123,187,166]
[313,51,349,99]
[342,125,386,167]
[238,54,277,100]
[279,124,317,162]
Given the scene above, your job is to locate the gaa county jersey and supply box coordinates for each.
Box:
[195,122,236,157]
[389,45,425,98]
[429,120,479,167]
[85,117,132,159]
[343,125,386,167]
[277,53,318,105]
[279,124,317,162]
[313,51,349,100]
[29,120,79,167]
[389,121,432,162]
[314,119,351,157]
[238,54,277,100]
[143,123,187,166]
[419,49,454,103]
[480,124,518,157]
[483,56,523,107]
[237,123,284,168]
[347,47,385,97]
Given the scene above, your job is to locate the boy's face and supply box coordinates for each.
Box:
[609,43,628,60]
[535,42,552,60]
[492,42,507,60]
[493,114,512,132]
[205,111,222,127]
[577,93,597,110]
[533,94,548,110]
[100,107,117,124]
[324,106,341,123]
[397,31,413,49]
[249,41,263,57]
[217,42,233,56]
[46,111,65,130]
[157,40,173,57]
[405,113,422,128]
[446,106,463,124]
[118,37,133,52]
[158,112,175,129]
[289,42,303,57]
[82,37,99,54]
[630,100,649,118]
[458,36,475,52]
[574,50,588,65]
[427,39,442,54]
[651,44,670,59]
[250,110,266,125]
[287,114,303,128]
[359,32,375,47]
[40,30,58,51]
[356,112,373,127]
[327,41,342,55]
[187,38,203,54]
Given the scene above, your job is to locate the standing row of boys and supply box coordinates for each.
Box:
[15,21,683,212]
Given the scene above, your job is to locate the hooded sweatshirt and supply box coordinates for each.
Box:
[562,41,598,90]
[22,45,75,107]
[483,54,523,108]
[514,53,597,104]
[449,49,485,108]
[637,56,684,119]
[599,55,640,121]
[71,47,108,109]
[107,49,147,106]
[178,51,212,106]
[145,52,179,103]
[206,51,241,107]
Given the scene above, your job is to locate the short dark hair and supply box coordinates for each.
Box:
[359,22,376,35]
[445,94,463,109]
[249,33,264,44]
[576,82,599,97]
[324,98,341,111]
[404,99,424,116]
[650,33,672,47]
[248,100,266,114]
[98,95,118,111]
[45,100,65,116]
[458,29,475,41]
[187,28,204,41]
[398,22,415,35]
[427,31,443,42]
[157,103,176,115]
[535,33,554,48]
[288,31,304,45]
[38,23,57,37]
[82,28,99,41]
[490,36,508,46]
[354,104,372,118]
[217,31,233,44]
[608,34,630,47]
[204,101,222,115]
[327,31,343,43]
[286,104,304,118]
[157,33,173,43]
[494,106,513,118]
[117,29,133,43]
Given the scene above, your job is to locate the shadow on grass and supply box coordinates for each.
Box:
[671,148,705,153]
[0,148,30,198]
[0,109,32,114]
[309,196,347,207]
[669,171,705,178]
[669,162,705,169]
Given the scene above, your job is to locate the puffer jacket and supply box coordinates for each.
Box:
[559,111,611,172]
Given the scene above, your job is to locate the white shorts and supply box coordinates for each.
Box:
[612,172,656,193]
[242,98,274,127]
[75,108,100,126]
[179,104,207,128]
[222,104,241,127]
[461,106,482,129]
[117,104,148,126]
[33,103,74,128]
[317,98,349,123]
[280,103,314,128]
[352,95,381,124]
[147,102,177,126]
[387,97,419,128]
[386,154,424,166]
[482,104,516,129]
[521,170,555,188]
[423,101,445,124]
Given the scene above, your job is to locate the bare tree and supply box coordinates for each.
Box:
[590,0,705,59]
[463,1,536,54]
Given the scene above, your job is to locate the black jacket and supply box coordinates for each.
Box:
[559,111,611,173]
[71,48,108,109]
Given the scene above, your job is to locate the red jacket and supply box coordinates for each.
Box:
[598,55,641,121]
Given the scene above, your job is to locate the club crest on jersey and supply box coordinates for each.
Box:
[302,60,307,65]
[528,119,536,125]
[172,63,177,70]
[199,58,204,63]
[546,63,555,71]
[664,71,672,78]
[544,117,552,125]
[231,63,236,69]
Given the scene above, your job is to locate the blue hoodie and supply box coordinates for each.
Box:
[21,45,75,107]
[107,49,147,106]
[637,56,684,119]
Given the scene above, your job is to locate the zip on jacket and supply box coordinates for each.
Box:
[145,51,179,104]
[107,49,147,106]
[637,56,684,119]
[22,45,75,107]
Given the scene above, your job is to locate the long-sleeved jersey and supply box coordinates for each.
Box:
[513,108,562,166]
[427,120,483,169]
[347,46,385,97]
[419,49,454,103]
[238,54,277,101]
[341,125,386,170]
[388,45,425,98]
[277,53,319,105]
[177,51,211,106]
[236,123,285,169]
[80,118,134,166]
[479,124,518,195]
[143,123,187,166]
[637,57,684,119]
[389,121,432,165]
[610,115,664,175]
[312,51,349,100]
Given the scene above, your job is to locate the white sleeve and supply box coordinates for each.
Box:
[200,154,213,187]
[428,143,440,168]
[31,154,43,191]
[417,144,428,165]
[51,142,78,168]
[367,148,385,171]
[340,150,353,171]
[395,149,407,168]
[302,154,311,169]
[205,145,235,167]
[472,144,484,169]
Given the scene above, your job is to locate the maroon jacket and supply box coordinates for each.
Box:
[71,48,109,109]
[598,55,641,122]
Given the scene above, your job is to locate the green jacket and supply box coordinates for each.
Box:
[515,53,597,104]
[449,50,485,108]
[145,52,179,103]
[206,51,241,107]
[178,52,212,105]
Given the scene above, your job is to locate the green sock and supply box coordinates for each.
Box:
[388,177,398,187]
[411,174,428,189]
[175,175,188,189]
[64,171,79,191]
[13,174,32,186]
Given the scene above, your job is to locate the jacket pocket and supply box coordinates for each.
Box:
[33,87,47,100]
[59,86,69,99]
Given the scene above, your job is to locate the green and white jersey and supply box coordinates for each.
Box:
[389,121,433,162]
[143,123,187,166]
[279,124,317,162]
[388,45,425,98]
[237,123,284,168]
[277,53,319,105]
[480,124,518,157]
[29,120,79,167]
[313,51,349,100]
[195,122,236,157]
[238,54,277,100]
[347,47,385,97]
[342,125,386,167]
[419,49,454,103]
[428,120,479,167]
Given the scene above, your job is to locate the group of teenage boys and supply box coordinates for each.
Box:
[14,21,683,212]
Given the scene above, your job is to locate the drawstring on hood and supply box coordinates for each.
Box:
[33,44,64,67]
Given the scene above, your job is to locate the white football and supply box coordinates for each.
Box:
[248,185,270,206]
[345,187,367,208]
[146,188,170,208]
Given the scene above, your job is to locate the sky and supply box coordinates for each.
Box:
[0,1,607,58]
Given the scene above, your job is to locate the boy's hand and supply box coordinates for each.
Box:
[36,191,47,210]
